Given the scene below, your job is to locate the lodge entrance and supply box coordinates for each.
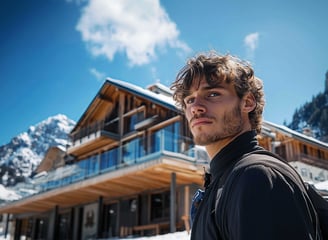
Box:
[101,202,119,238]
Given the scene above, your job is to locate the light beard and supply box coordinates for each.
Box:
[192,105,244,146]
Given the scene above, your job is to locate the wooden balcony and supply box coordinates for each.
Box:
[68,120,119,157]
[295,153,328,170]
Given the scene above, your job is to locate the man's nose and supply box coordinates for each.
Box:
[190,98,206,114]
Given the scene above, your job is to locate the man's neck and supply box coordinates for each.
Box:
[205,129,250,159]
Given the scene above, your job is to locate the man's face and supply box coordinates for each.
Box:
[184,78,245,146]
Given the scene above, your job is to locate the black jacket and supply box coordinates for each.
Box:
[190,130,320,240]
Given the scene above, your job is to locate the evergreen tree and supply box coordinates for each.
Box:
[325,71,328,93]
[287,71,328,142]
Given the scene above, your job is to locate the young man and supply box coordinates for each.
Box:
[171,52,322,239]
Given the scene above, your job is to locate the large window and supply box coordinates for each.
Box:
[123,137,146,164]
[150,122,181,154]
[86,155,99,177]
[100,148,118,171]
[150,130,162,153]
[150,191,170,221]
[163,122,180,152]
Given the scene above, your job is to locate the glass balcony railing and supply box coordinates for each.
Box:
[24,129,208,197]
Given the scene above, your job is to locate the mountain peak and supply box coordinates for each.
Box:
[0,114,76,186]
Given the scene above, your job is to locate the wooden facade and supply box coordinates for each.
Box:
[0,78,327,240]
[259,121,328,183]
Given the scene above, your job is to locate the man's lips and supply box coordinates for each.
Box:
[190,117,213,128]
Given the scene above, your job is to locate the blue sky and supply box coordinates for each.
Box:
[1,0,327,146]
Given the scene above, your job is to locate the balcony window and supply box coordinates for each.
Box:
[73,160,87,181]
[123,137,146,164]
[100,148,118,171]
[150,131,161,153]
[85,155,99,177]
[163,122,180,152]
[150,122,181,153]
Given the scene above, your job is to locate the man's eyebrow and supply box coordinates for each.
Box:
[200,85,225,91]
[184,85,224,98]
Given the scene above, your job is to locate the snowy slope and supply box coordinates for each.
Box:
[0,114,75,186]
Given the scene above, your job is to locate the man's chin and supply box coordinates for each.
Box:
[193,135,217,146]
[193,133,237,146]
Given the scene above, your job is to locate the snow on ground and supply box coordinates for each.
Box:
[0,231,190,240]
[120,231,190,240]
[314,180,328,191]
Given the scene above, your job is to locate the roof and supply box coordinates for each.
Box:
[146,81,173,97]
[71,77,181,133]
[263,121,328,149]
[107,77,178,110]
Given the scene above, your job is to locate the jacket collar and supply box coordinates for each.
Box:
[209,130,262,178]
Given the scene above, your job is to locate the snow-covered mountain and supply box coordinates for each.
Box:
[0,114,75,186]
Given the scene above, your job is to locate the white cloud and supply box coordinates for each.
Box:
[244,32,259,58]
[89,68,105,81]
[76,0,190,66]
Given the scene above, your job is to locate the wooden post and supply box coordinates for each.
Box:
[118,93,125,164]
[170,172,176,233]
[97,196,104,238]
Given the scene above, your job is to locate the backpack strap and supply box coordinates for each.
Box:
[235,150,307,192]
[238,150,328,239]
[215,150,323,240]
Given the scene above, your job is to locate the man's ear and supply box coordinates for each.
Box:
[242,92,256,113]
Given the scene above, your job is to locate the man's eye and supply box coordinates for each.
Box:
[184,97,194,104]
[208,92,220,97]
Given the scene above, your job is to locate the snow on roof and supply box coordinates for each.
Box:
[146,81,173,95]
[106,77,179,111]
[262,120,328,149]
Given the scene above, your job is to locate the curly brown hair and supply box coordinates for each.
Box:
[171,51,265,133]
